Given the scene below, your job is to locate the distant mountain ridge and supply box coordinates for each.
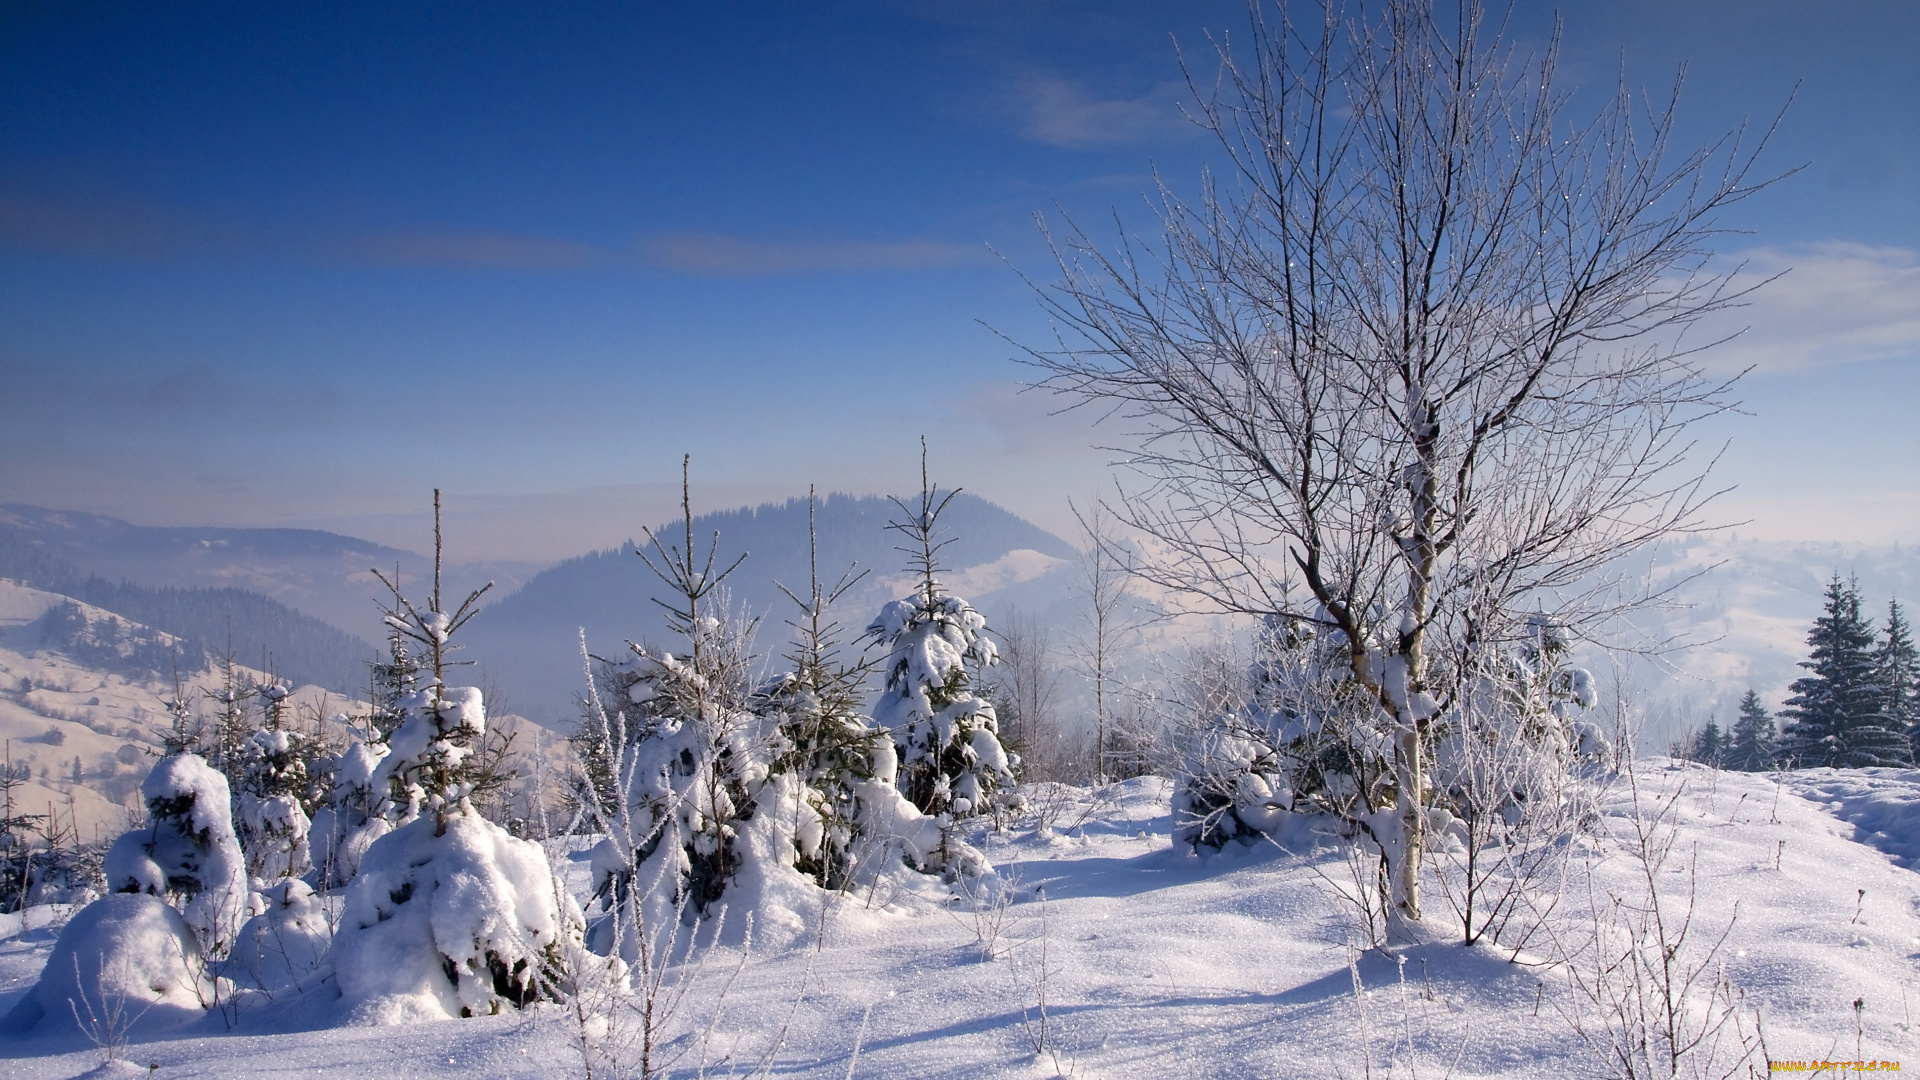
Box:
[0,512,377,694]
[461,492,1082,723]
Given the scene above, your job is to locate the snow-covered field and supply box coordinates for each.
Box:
[2,765,1916,1079]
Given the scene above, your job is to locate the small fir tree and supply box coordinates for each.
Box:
[867,445,1015,829]
[1690,719,1728,768]
[755,489,887,889]
[1726,690,1777,772]
[366,613,427,744]
[364,495,497,829]
[160,669,204,757]
[234,683,313,882]
[334,490,572,1022]
[204,654,255,780]
[594,457,766,916]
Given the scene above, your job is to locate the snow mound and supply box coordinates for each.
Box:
[333,813,575,1025]
[1781,765,1920,870]
[229,879,332,993]
[2,893,211,1036]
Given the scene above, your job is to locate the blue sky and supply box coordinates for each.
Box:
[0,1,1914,561]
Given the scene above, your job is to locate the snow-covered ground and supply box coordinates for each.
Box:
[2,764,1916,1078]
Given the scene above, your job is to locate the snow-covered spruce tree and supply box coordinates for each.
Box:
[234,680,312,883]
[754,488,891,889]
[160,671,205,757]
[332,491,577,1023]
[754,487,963,886]
[368,618,427,742]
[1725,690,1777,772]
[102,753,250,959]
[1875,599,1920,763]
[203,654,255,783]
[1779,575,1906,767]
[579,457,770,937]
[1021,0,1779,927]
[868,449,1016,846]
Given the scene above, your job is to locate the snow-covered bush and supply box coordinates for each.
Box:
[229,878,330,992]
[334,810,576,1022]
[1170,615,1602,853]
[103,753,250,959]
[1170,617,1378,849]
[1425,617,1605,946]
[2,892,213,1035]
[236,726,313,883]
[307,738,389,888]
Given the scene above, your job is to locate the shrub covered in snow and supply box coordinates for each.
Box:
[102,754,250,959]
[333,810,576,1022]
[1171,615,1603,857]
[229,878,330,993]
[307,739,389,888]
[2,892,213,1035]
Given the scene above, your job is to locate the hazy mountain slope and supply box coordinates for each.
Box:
[0,505,535,645]
[461,493,1081,724]
[0,525,375,696]
[1605,535,1920,740]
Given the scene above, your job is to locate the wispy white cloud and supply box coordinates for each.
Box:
[1004,75,1193,150]
[328,230,611,270]
[1691,244,1920,374]
[0,186,986,277]
[639,232,984,275]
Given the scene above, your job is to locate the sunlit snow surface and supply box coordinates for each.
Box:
[2,765,1917,1078]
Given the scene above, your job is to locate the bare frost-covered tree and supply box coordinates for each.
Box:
[1021,0,1779,926]
[1068,500,1140,783]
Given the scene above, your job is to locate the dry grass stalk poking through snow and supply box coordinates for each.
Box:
[1553,770,1767,1080]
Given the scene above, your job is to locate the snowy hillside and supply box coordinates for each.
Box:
[0,580,357,840]
[0,763,1913,1077]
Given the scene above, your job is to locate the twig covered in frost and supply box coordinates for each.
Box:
[1015,885,1072,1077]
[66,953,154,1065]
[946,866,1021,963]
[1552,769,1765,1079]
